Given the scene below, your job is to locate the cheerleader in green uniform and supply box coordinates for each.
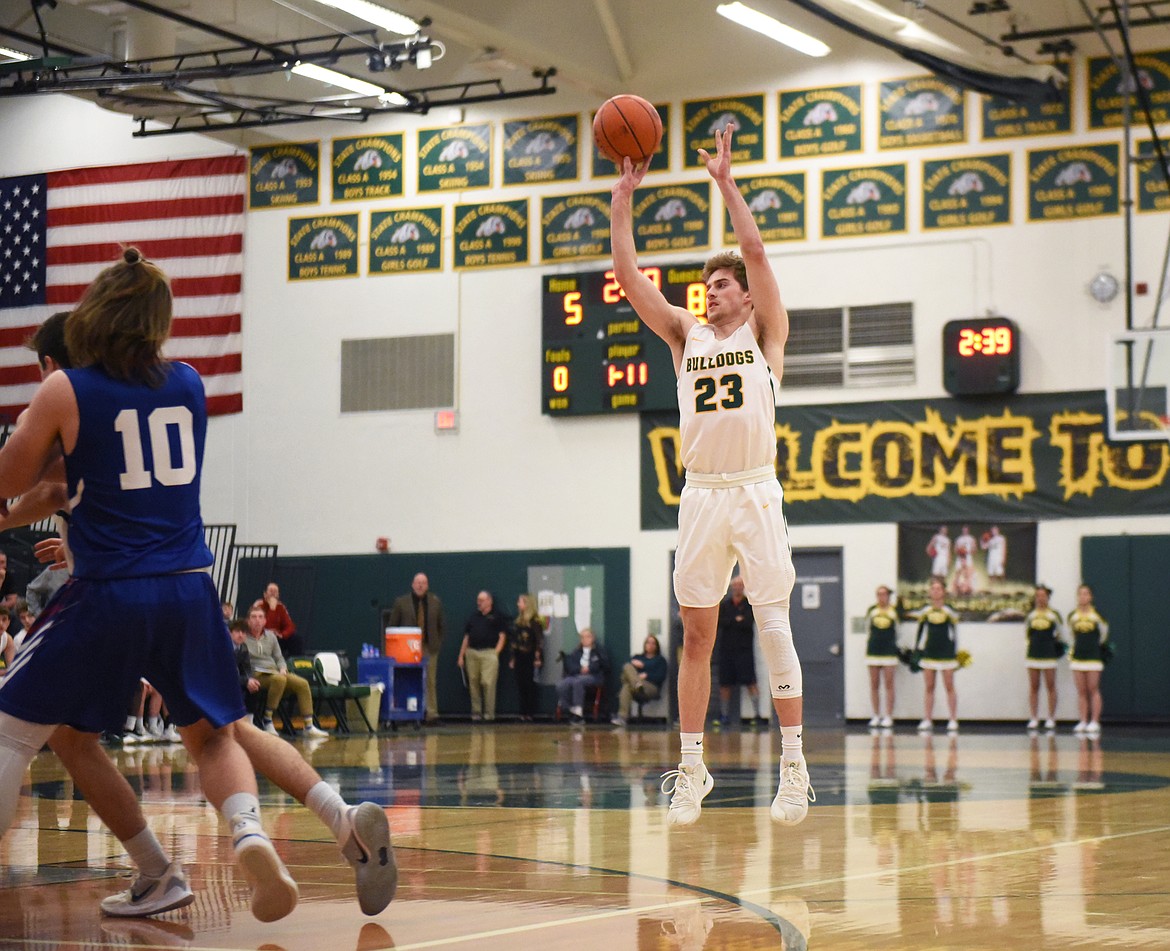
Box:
[1067,583,1108,735]
[1024,584,1064,731]
[864,585,900,728]
[914,577,961,733]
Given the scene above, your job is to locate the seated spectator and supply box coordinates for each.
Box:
[25,562,66,616]
[15,600,36,641]
[611,634,668,726]
[222,600,235,623]
[0,607,14,673]
[0,550,17,611]
[555,628,609,723]
[243,604,328,738]
[230,619,263,719]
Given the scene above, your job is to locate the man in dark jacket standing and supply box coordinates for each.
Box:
[387,573,446,722]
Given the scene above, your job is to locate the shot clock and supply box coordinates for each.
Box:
[942,316,1020,396]
[541,263,708,415]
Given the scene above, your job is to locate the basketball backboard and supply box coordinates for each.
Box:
[1108,330,1170,441]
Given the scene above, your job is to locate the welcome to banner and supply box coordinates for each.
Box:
[640,390,1170,529]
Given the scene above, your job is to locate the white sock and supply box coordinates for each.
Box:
[305,781,348,838]
[221,792,264,842]
[147,716,163,735]
[780,724,804,766]
[124,715,136,731]
[124,826,171,879]
[680,732,705,769]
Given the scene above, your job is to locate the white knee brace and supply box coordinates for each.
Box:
[754,602,803,699]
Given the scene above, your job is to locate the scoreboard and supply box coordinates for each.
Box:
[541,263,707,416]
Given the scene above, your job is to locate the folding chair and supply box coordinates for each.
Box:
[314,651,376,734]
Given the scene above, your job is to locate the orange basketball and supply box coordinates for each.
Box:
[593,94,662,165]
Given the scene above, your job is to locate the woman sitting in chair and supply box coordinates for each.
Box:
[244,604,329,737]
[555,628,609,724]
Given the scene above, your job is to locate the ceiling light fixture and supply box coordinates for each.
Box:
[292,62,387,97]
[0,46,32,61]
[308,0,420,35]
[715,2,830,57]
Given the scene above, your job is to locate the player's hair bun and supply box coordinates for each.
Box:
[122,247,143,265]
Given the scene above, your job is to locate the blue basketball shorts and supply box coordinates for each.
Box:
[0,571,246,733]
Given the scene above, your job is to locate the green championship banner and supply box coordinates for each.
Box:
[632,182,711,254]
[591,103,670,178]
[981,70,1071,139]
[1136,140,1170,213]
[1027,144,1120,221]
[879,77,966,150]
[331,134,403,201]
[683,94,765,168]
[288,213,359,281]
[250,142,319,209]
[821,164,906,238]
[640,390,1170,529]
[778,84,862,159]
[417,123,492,192]
[504,114,578,185]
[1087,48,1170,129]
[453,199,528,269]
[723,173,806,244]
[540,191,611,262]
[368,207,443,275]
[922,154,1011,230]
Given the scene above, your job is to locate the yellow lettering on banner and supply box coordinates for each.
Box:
[1050,410,1170,497]
[646,426,685,506]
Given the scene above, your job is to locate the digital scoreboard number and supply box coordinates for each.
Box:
[942,316,1020,396]
[541,264,707,416]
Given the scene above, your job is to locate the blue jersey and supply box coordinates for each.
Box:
[64,361,213,579]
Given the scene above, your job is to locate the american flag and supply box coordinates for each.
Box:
[0,154,246,419]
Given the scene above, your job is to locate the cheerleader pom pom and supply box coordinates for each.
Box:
[898,647,922,673]
[1055,640,1068,658]
[1100,641,1115,665]
[956,649,973,669]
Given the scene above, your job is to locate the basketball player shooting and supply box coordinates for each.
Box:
[611,127,813,827]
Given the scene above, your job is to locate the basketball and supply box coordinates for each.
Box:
[593,94,662,165]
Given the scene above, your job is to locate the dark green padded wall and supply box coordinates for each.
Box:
[1081,534,1170,721]
[238,547,630,717]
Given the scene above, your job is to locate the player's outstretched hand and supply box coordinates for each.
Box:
[697,125,733,182]
[613,154,651,197]
[34,536,67,570]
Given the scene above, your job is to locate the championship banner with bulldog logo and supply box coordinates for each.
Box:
[287,213,359,280]
[503,115,579,185]
[368,207,443,274]
[640,390,1170,530]
[250,142,319,209]
[453,199,529,269]
[417,123,492,192]
[331,134,403,202]
[631,182,711,254]
[683,94,765,168]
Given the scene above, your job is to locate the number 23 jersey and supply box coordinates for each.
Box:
[64,361,214,579]
[677,321,777,475]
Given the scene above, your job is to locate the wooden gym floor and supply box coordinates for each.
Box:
[1,722,1169,950]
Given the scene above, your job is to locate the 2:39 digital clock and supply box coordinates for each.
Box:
[541,264,708,416]
[942,316,1020,396]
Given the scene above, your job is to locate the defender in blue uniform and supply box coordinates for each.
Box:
[0,249,298,923]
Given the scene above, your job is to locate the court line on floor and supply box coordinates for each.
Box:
[373,845,790,949]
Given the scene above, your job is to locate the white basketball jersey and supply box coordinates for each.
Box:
[677,321,777,474]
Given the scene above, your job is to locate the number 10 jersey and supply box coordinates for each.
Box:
[64,361,213,579]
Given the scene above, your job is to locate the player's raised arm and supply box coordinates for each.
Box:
[611,156,692,368]
[700,128,788,365]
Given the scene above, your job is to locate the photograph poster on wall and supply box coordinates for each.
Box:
[897,521,1037,622]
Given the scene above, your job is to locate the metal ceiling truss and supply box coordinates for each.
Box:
[0,0,557,136]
